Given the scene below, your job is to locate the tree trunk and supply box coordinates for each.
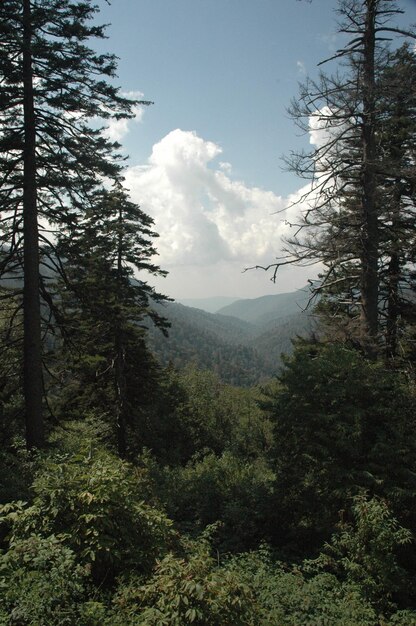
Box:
[384,81,410,361]
[360,0,379,356]
[23,0,44,448]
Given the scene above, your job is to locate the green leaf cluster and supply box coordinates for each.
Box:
[0,436,173,586]
[108,536,256,625]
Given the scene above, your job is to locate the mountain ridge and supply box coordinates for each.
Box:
[177,296,242,313]
[147,287,318,386]
[216,288,311,323]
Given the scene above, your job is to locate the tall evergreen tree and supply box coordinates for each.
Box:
[267,0,415,356]
[0,0,150,447]
[377,44,416,360]
[56,185,169,457]
[261,341,416,554]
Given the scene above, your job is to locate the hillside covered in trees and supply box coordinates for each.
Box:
[147,288,317,386]
[1,1,416,625]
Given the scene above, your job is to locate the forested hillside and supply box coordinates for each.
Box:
[147,290,317,385]
[216,287,312,323]
[147,303,268,386]
[1,1,416,625]
[178,296,242,313]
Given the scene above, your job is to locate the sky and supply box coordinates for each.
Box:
[95,0,416,300]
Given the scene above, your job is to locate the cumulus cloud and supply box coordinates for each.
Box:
[308,105,335,148]
[219,161,232,174]
[123,129,305,269]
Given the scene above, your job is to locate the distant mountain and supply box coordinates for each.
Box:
[216,288,312,324]
[147,302,270,387]
[147,288,319,387]
[248,310,318,371]
[178,296,241,314]
[154,302,256,345]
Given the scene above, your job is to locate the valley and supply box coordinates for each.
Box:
[147,287,319,386]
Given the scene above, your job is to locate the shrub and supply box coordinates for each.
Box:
[228,549,379,626]
[107,534,256,625]
[0,441,173,586]
[0,534,99,625]
[151,450,275,552]
[312,495,413,612]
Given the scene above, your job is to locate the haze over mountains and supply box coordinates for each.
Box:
[178,296,242,314]
[0,266,317,387]
[148,288,319,386]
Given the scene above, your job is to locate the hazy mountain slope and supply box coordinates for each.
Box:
[217,288,311,325]
[147,303,273,386]
[2,261,316,386]
[146,294,319,386]
[178,296,241,313]
[153,302,256,344]
[248,310,319,374]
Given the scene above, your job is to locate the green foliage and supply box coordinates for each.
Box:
[0,301,24,447]
[311,496,413,611]
[125,366,194,465]
[1,420,416,623]
[387,611,416,626]
[227,549,378,626]
[0,0,145,449]
[107,535,256,625]
[0,534,92,626]
[177,366,272,459]
[55,186,168,456]
[56,329,162,454]
[0,440,36,504]
[262,341,416,553]
[0,434,173,585]
[177,367,238,454]
[148,450,275,552]
[135,365,273,466]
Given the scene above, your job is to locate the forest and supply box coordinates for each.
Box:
[0,0,416,624]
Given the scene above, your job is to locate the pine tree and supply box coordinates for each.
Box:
[0,0,150,447]
[57,185,169,457]
[377,44,416,360]
[266,0,415,356]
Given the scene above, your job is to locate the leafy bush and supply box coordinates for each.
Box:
[150,450,276,552]
[107,534,256,625]
[310,496,413,612]
[227,549,379,626]
[0,438,173,585]
[387,611,416,626]
[0,439,36,505]
[177,366,273,458]
[0,534,102,626]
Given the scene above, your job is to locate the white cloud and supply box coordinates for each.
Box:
[123,129,304,269]
[309,105,334,148]
[150,259,314,300]
[297,60,306,75]
[219,161,232,174]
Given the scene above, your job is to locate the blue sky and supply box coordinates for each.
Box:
[96,0,416,300]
